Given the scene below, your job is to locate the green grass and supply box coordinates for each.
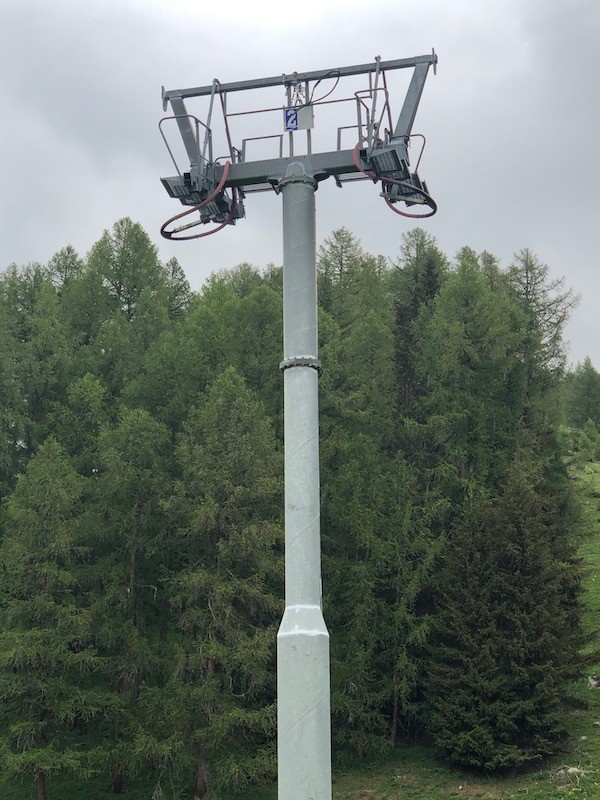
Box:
[579,463,600,647]
[4,464,600,800]
[0,772,162,800]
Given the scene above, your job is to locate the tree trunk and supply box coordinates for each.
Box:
[112,762,125,794]
[194,749,208,800]
[357,734,365,760]
[35,768,46,800]
[390,682,399,747]
[128,542,137,626]
[193,658,215,798]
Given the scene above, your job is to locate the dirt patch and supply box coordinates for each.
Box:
[392,771,420,786]
[441,788,502,799]
[349,776,504,800]
[352,790,381,800]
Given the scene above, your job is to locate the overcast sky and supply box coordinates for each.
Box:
[1,0,599,367]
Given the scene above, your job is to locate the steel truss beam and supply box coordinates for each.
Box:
[162,53,437,108]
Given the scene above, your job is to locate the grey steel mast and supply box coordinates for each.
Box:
[278,162,330,800]
[158,53,437,800]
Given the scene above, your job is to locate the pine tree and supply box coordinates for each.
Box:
[423,460,585,770]
[164,257,192,320]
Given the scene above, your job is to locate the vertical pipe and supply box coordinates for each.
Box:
[277,162,332,800]
[286,85,294,157]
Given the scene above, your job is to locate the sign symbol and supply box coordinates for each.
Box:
[284,108,298,131]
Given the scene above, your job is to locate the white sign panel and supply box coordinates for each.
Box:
[284,106,314,131]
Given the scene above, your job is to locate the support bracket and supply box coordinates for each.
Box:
[279,356,323,375]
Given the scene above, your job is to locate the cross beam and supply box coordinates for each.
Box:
[216,149,359,189]
[162,53,437,107]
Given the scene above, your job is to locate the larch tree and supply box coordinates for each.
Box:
[567,357,600,430]
[387,227,447,414]
[317,233,434,756]
[0,280,24,498]
[0,264,73,460]
[0,217,591,794]
[414,247,522,493]
[91,408,173,794]
[47,373,109,477]
[45,245,85,290]
[508,249,579,418]
[317,227,366,319]
[168,368,282,799]
[0,440,111,800]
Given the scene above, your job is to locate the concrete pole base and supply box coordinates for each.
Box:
[277,604,332,800]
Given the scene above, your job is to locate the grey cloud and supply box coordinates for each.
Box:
[1,0,598,365]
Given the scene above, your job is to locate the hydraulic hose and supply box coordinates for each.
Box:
[352,141,437,219]
[160,161,237,240]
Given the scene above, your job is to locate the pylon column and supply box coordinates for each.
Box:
[277,162,331,800]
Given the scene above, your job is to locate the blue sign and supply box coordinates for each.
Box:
[284,108,299,131]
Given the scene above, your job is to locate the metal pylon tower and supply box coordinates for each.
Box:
[158,52,437,800]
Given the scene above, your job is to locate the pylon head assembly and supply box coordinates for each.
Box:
[159,53,438,239]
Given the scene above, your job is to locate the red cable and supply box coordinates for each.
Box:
[160,161,236,240]
[352,141,437,219]
[163,199,237,241]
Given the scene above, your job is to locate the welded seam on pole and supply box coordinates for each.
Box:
[286,241,315,255]
[284,429,318,462]
[284,279,318,296]
[279,691,328,741]
[287,514,320,549]
[283,326,317,338]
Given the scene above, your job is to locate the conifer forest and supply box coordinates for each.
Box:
[1,218,599,799]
